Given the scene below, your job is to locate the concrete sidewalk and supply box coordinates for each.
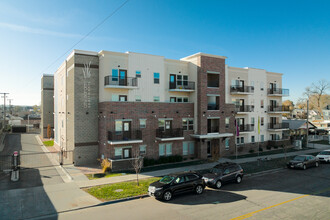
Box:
[76,145,329,188]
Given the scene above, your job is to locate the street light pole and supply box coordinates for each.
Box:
[0,92,9,129]
[306,99,309,148]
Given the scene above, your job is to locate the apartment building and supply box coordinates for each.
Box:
[49,49,289,168]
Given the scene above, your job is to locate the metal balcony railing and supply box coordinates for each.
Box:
[235,105,254,112]
[268,123,289,129]
[104,75,138,87]
[156,128,183,138]
[169,81,195,90]
[230,86,254,93]
[238,124,254,132]
[268,105,290,112]
[208,104,219,110]
[108,130,142,141]
[267,88,289,96]
[208,126,219,133]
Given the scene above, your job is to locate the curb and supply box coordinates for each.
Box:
[34,135,73,182]
[96,194,149,206]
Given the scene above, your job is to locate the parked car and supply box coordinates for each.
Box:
[287,155,319,170]
[316,150,330,163]
[148,171,205,201]
[203,162,244,189]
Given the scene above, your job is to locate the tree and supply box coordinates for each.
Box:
[282,100,294,118]
[47,124,51,139]
[130,147,144,186]
[303,80,330,119]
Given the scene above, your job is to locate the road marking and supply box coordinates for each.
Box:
[231,187,330,220]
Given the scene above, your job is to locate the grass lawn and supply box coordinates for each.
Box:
[310,140,330,145]
[86,172,126,180]
[43,140,54,147]
[86,177,161,201]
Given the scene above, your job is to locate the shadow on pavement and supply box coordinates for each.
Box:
[161,189,247,205]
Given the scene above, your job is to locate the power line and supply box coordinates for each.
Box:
[27,0,130,86]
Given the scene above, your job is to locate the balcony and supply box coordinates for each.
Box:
[268,105,290,113]
[104,75,138,89]
[108,130,143,145]
[230,86,254,94]
[235,105,254,113]
[238,124,254,133]
[268,123,289,130]
[207,104,219,110]
[169,81,195,92]
[156,128,184,141]
[208,126,219,133]
[267,88,289,96]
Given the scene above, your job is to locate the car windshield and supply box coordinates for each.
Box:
[319,151,330,155]
[209,168,221,174]
[159,176,175,184]
[293,156,306,161]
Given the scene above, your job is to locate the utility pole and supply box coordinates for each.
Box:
[0,92,9,129]
[8,99,13,115]
[306,99,309,148]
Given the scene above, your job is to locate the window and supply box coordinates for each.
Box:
[182,119,194,130]
[119,95,127,102]
[159,144,165,156]
[261,135,264,142]
[188,142,194,154]
[261,100,264,108]
[115,121,122,134]
[236,137,240,144]
[140,119,146,128]
[207,95,220,110]
[112,94,119,101]
[154,72,160,84]
[170,97,176,102]
[183,142,188,156]
[114,148,122,159]
[177,97,182,102]
[136,71,141,78]
[251,117,255,126]
[261,117,264,126]
[251,136,255,143]
[112,69,118,81]
[207,73,219,87]
[225,138,229,150]
[225,117,230,128]
[139,145,146,155]
[260,82,264,91]
[183,75,188,86]
[135,95,141,102]
[153,96,160,102]
[183,97,189,103]
[177,75,182,85]
[240,137,244,144]
[159,143,172,156]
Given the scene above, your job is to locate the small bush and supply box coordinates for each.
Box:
[266,145,272,150]
[274,145,279,149]
[249,149,255,154]
[259,147,263,152]
[101,159,111,173]
[237,147,243,152]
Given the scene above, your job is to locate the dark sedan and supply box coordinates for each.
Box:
[148,172,205,201]
[287,155,319,170]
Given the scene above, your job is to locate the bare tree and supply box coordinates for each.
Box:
[130,147,144,186]
[303,80,330,119]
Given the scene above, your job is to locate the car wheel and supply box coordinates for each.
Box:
[195,185,204,194]
[303,164,307,170]
[236,175,242,184]
[163,191,172,201]
[215,180,222,189]
[315,162,319,167]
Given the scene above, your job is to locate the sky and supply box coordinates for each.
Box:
[0,0,329,106]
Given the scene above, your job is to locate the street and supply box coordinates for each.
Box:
[53,164,330,220]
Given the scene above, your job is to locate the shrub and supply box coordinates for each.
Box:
[143,155,183,167]
[237,147,243,152]
[249,149,255,154]
[266,145,272,150]
[101,159,111,173]
[274,145,279,149]
[259,147,263,152]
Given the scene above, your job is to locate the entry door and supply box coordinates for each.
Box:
[123,121,131,140]
[170,74,176,89]
[211,139,220,158]
[119,69,127,86]
[238,118,245,130]
[270,100,277,111]
[239,99,245,111]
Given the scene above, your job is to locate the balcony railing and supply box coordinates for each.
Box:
[208,126,219,133]
[207,81,219,88]
[108,130,142,141]
[268,105,290,112]
[235,105,254,112]
[156,128,183,139]
[268,123,289,129]
[238,124,254,132]
[208,104,219,110]
[169,81,195,90]
[104,75,138,87]
[230,86,254,94]
[267,88,289,96]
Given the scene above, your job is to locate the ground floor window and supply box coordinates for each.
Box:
[159,143,172,156]
[114,146,132,159]
[225,138,229,150]
[251,136,255,143]
[139,145,146,155]
[183,141,194,155]
[261,134,264,142]
[240,137,244,144]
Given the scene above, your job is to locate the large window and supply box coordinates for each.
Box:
[112,69,118,81]
[115,121,122,134]
[183,142,194,155]
[207,73,219,87]
[140,119,146,128]
[139,145,146,155]
[251,136,255,143]
[154,72,160,84]
[182,118,194,130]
[159,143,172,156]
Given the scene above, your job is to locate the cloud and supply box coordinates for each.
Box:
[0,22,83,38]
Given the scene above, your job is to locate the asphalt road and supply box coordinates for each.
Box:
[53,164,330,220]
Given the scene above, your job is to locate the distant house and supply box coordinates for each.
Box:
[283,119,317,139]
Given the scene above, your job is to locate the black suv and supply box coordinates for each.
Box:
[148,171,205,201]
[203,162,244,189]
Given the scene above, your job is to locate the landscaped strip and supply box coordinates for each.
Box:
[86,177,161,201]
[86,172,126,180]
[43,140,54,147]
